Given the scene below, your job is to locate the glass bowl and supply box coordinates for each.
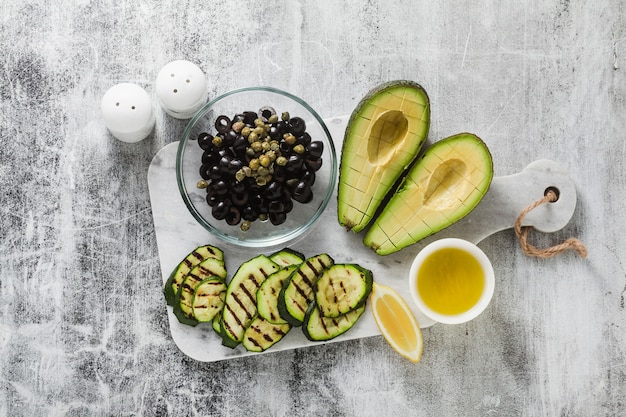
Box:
[176,86,337,249]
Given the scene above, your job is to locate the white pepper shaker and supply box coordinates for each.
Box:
[101,83,155,143]
[156,60,208,119]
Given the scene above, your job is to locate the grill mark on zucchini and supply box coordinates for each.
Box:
[163,244,224,306]
[278,254,335,326]
[242,317,292,352]
[222,255,280,345]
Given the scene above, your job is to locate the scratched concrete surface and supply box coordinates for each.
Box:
[1,1,625,416]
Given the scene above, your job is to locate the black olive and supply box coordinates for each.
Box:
[302,170,316,186]
[208,164,222,180]
[231,181,246,194]
[202,150,219,164]
[213,179,229,195]
[258,106,276,122]
[224,129,238,147]
[273,166,287,182]
[264,181,283,200]
[268,200,285,213]
[297,132,312,147]
[275,120,288,134]
[269,212,287,225]
[218,147,235,158]
[206,188,219,207]
[307,141,324,159]
[305,157,323,172]
[232,191,249,206]
[199,163,212,180]
[242,111,258,125]
[233,135,247,153]
[279,141,292,154]
[288,117,306,136]
[269,125,281,140]
[293,180,312,203]
[198,132,213,150]
[212,201,230,220]
[242,205,258,221]
[225,207,241,225]
[215,115,231,134]
[286,154,304,172]
[249,193,264,207]
[228,158,244,175]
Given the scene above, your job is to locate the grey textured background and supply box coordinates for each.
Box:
[1,1,625,416]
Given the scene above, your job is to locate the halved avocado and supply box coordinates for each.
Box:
[363,133,493,255]
[337,80,430,232]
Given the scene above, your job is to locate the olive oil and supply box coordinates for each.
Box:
[416,247,485,315]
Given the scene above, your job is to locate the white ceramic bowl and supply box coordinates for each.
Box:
[409,238,495,325]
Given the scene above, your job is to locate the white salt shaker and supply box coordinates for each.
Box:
[101,83,155,143]
[155,60,208,119]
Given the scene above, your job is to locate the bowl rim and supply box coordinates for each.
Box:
[175,86,338,248]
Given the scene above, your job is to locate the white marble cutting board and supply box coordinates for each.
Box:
[147,115,577,362]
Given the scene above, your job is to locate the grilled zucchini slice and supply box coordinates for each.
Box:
[221,255,280,345]
[303,303,366,342]
[257,265,298,325]
[173,257,227,326]
[269,248,305,268]
[242,317,291,352]
[278,254,334,327]
[192,277,227,323]
[314,264,373,318]
[163,244,224,305]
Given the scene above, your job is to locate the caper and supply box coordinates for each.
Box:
[258,213,268,222]
[269,141,280,152]
[241,126,251,137]
[293,144,305,154]
[234,169,245,182]
[254,118,265,127]
[253,127,264,136]
[256,176,267,186]
[259,154,271,167]
[250,141,262,153]
[268,114,279,124]
[258,166,269,176]
[242,166,252,177]
[249,158,260,170]
[212,136,223,147]
[276,156,288,166]
[248,132,259,143]
[281,111,290,121]
[246,147,256,156]
[262,141,271,152]
[241,220,251,231]
[196,179,209,189]
[266,150,277,161]
[232,121,245,133]
[284,133,296,145]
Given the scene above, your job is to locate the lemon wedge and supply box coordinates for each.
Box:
[370,283,423,363]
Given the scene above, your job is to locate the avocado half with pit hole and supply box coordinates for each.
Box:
[363,133,493,255]
[337,80,430,232]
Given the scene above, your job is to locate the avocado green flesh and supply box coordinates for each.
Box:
[363,133,493,255]
[338,81,430,232]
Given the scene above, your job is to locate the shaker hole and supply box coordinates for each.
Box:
[186,79,190,83]
[170,73,175,77]
[115,102,120,106]
[131,106,136,110]
[173,89,178,93]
